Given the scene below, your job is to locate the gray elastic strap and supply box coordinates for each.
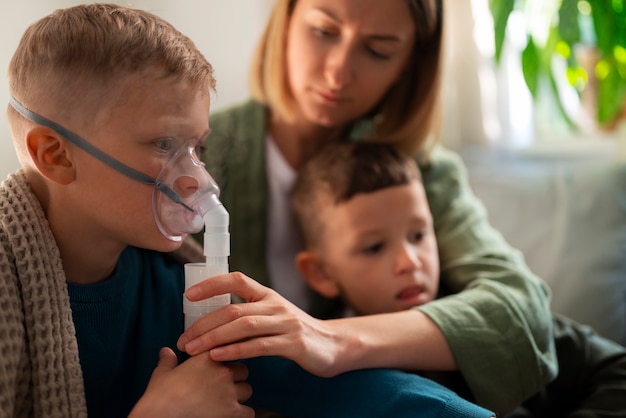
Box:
[8,96,192,211]
[9,95,156,186]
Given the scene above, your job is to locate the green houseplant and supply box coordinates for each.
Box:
[490,0,626,129]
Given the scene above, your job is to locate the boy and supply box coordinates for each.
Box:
[291,141,626,417]
[1,4,495,418]
[291,141,440,318]
[1,4,252,417]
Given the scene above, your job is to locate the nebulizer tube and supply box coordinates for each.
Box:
[183,193,231,330]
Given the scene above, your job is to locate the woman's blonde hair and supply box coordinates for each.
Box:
[249,0,443,155]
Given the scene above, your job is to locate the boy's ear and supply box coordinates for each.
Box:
[295,250,340,298]
[26,126,75,185]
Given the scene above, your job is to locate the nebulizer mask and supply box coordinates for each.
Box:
[151,141,222,241]
[9,96,231,328]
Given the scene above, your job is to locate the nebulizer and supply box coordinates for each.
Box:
[9,95,231,330]
[151,139,232,330]
[182,201,231,329]
[179,193,231,330]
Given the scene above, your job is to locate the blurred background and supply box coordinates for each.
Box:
[1,0,625,346]
[1,0,622,174]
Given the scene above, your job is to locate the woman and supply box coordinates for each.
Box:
[178,0,556,414]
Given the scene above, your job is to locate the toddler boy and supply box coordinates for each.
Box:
[291,141,440,317]
[291,141,626,417]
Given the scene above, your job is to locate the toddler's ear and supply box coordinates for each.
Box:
[26,126,75,185]
[295,250,340,298]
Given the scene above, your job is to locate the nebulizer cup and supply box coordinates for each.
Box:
[183,195,231,330]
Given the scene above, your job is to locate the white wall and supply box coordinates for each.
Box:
[0,0,273,180]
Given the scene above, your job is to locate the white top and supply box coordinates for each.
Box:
[265,135,310,310]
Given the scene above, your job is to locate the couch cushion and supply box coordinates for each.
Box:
[466,152,626,346]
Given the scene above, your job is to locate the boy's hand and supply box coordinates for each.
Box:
[129,347,253,418]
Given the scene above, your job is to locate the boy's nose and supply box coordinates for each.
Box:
[173,175,199,198]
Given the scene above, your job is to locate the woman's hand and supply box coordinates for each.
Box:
[176,272,346,377]
[129,347,253,418]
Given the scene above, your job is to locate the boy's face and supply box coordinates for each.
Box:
[66,75,211,252]
[310,180,440,316]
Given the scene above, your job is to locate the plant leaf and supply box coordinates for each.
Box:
[597,64,626,124]
[590,0,614,57]
[558,0,580,45]
[522,36,540,97]
[490,0,516,64]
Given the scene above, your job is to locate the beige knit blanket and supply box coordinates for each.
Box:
[0,171,86,417]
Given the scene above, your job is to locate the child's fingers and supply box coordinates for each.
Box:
[153,347,179,376]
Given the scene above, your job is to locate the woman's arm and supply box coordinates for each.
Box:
[198,103,556,413]
[176,272,453,374]
[416,146,558,411]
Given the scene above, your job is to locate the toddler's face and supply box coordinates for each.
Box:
[68,75,211,252]
[316,180,439,316]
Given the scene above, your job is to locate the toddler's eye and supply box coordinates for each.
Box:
[363,242,384,255]
[409,231,425,243]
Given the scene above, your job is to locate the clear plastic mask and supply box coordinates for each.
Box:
[9,96,219,242]
[152,140,221,241]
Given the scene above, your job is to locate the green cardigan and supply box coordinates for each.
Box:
[203,99,557,414]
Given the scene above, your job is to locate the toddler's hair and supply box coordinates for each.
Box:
[291,142,422,247]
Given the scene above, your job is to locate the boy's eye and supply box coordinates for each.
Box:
[194,143,207,158]
[155,138,175,153]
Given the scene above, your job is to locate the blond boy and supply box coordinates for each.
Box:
[291,141,626,417]
[1,4,252,417]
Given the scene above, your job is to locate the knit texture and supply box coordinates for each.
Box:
[0,171,87,418]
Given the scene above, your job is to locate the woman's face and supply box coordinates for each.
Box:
[286,0,416,128]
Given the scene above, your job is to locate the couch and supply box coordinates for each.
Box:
[462,145,626,347]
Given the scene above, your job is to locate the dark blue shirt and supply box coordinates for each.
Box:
[68,246,185,418]
[67,247,494,418]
